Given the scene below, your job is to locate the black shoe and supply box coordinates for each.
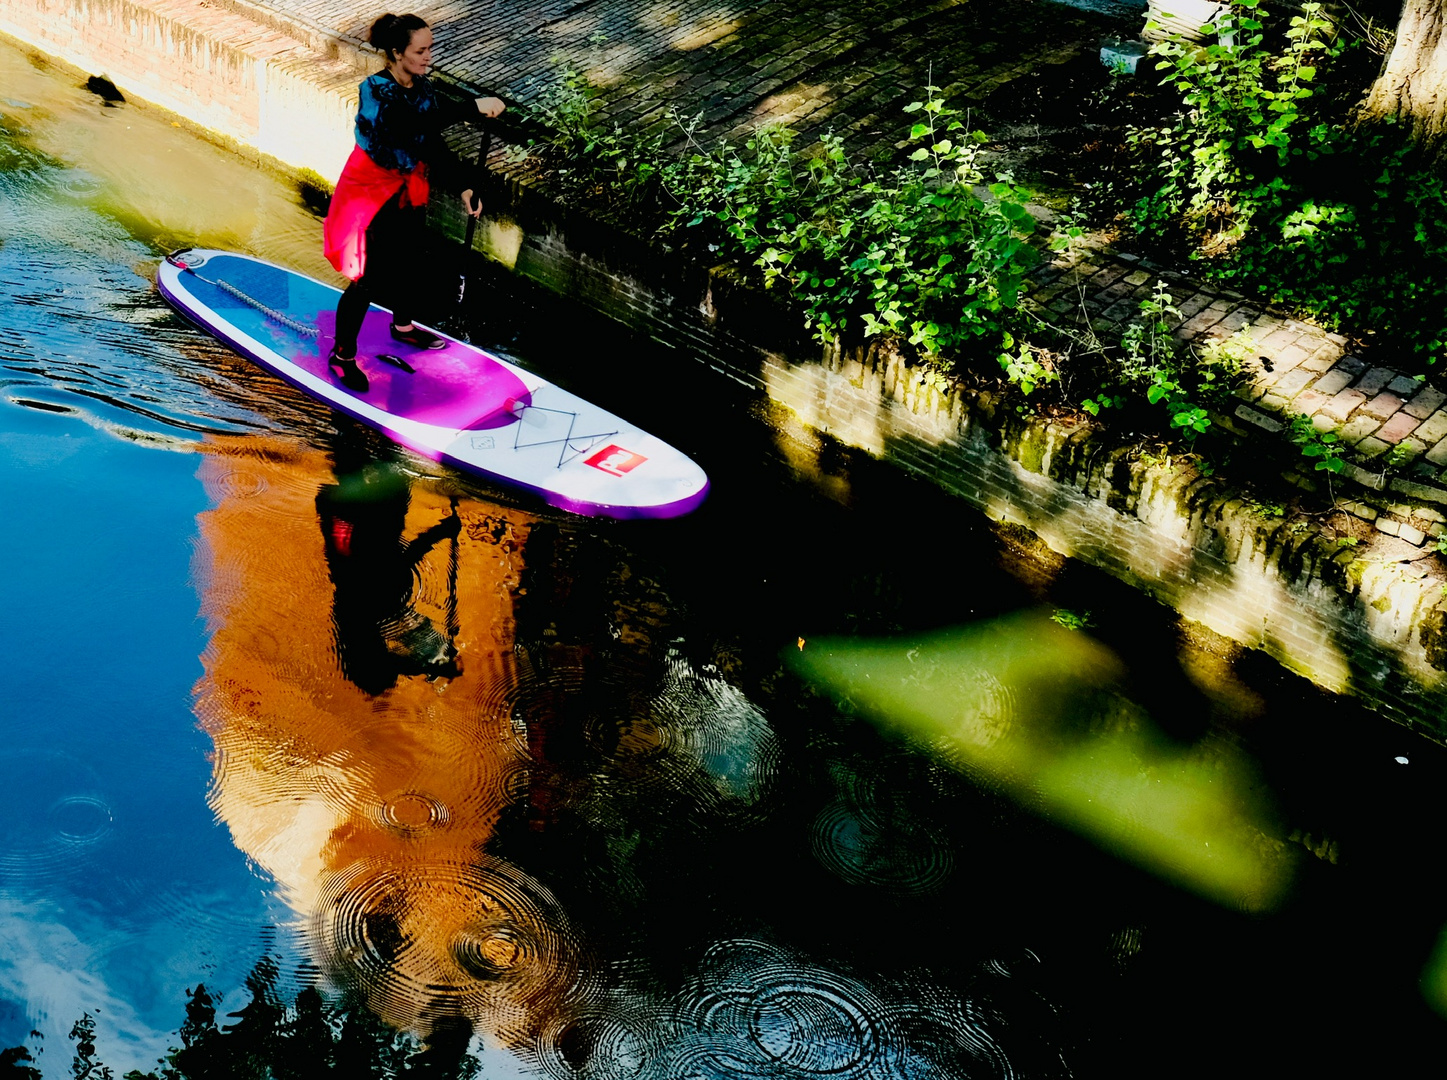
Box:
[328,347,369,393]
[390,323,446,350]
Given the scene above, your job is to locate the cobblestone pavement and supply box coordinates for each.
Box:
[1034,244,1447,547]
[253,0,1137,151]
[243,0,1447,543]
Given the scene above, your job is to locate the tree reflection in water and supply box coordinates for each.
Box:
[0,957,480,1079]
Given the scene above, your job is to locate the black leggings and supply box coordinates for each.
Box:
[334,195,427,357]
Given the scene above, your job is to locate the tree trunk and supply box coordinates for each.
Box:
[1361,0,1447,148]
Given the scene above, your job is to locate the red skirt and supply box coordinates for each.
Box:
[322,146,430,281]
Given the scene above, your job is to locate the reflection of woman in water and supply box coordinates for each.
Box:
[317,458,460,694]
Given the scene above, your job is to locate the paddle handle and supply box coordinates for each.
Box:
[458,123,492,306]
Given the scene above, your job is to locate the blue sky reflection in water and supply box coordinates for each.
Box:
[0,55,302,1075]
[6,30,1447,1080]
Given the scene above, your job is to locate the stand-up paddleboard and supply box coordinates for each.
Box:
[156,249,709,519]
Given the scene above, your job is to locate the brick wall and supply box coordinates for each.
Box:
[0,0,359,177]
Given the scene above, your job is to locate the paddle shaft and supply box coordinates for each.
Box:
[458,123,492,307]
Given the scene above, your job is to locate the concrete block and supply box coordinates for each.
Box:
[1344,464,1389,490]
[1389,477,1447,505]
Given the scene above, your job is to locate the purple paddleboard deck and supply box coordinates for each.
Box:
[157,249,708,519]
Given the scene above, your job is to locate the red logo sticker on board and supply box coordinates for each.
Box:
[585,445,648,476]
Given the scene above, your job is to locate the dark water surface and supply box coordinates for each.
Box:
[4,34,1447,1080]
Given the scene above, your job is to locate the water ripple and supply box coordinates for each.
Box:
[670,939,892,1079]
[313,855,586,1040]
[531,1005,665,1079]
[809,750,956,896]
[0,749,113,887]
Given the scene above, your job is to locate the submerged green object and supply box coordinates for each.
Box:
[791,611,1295,912]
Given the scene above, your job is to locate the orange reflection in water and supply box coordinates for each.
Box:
[192,432,579,1046]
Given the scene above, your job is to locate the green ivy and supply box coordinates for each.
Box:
[658,89,1044,364]
[519,73,1043,370]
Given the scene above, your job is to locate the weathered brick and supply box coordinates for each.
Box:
[1273,342,1314,369]
[1340,500,1379,521]
[1415,410,1447,445]
[1354,436,1392,459]
[1235,404,1284,433]
[1273,368,1315,397]
[1340,413,1384,442]
[1406,385,1447,419]
[1308,340,1346,368]
[1312,369,1355,397]
[1182,309,1226,335]
[1377,410,1422,444]
[1356,367,1397,396]
[1320,389,1367,422]
[1360,392,1405,422]
[1176,292,1216,319]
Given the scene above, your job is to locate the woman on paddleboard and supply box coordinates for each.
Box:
[323,12,504,392]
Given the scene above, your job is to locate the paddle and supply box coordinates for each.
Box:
[444,494,460,649]
[457,121,492,311]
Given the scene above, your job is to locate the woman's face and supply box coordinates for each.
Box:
[394,27,433,80]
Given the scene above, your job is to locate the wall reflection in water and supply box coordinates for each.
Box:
[193,429,584,1050]
[187,430,1065,1078]
[189,429,814,1073]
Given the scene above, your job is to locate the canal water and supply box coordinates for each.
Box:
[3,32,1447,1080]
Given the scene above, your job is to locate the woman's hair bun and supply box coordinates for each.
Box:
[368,12,428,57]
